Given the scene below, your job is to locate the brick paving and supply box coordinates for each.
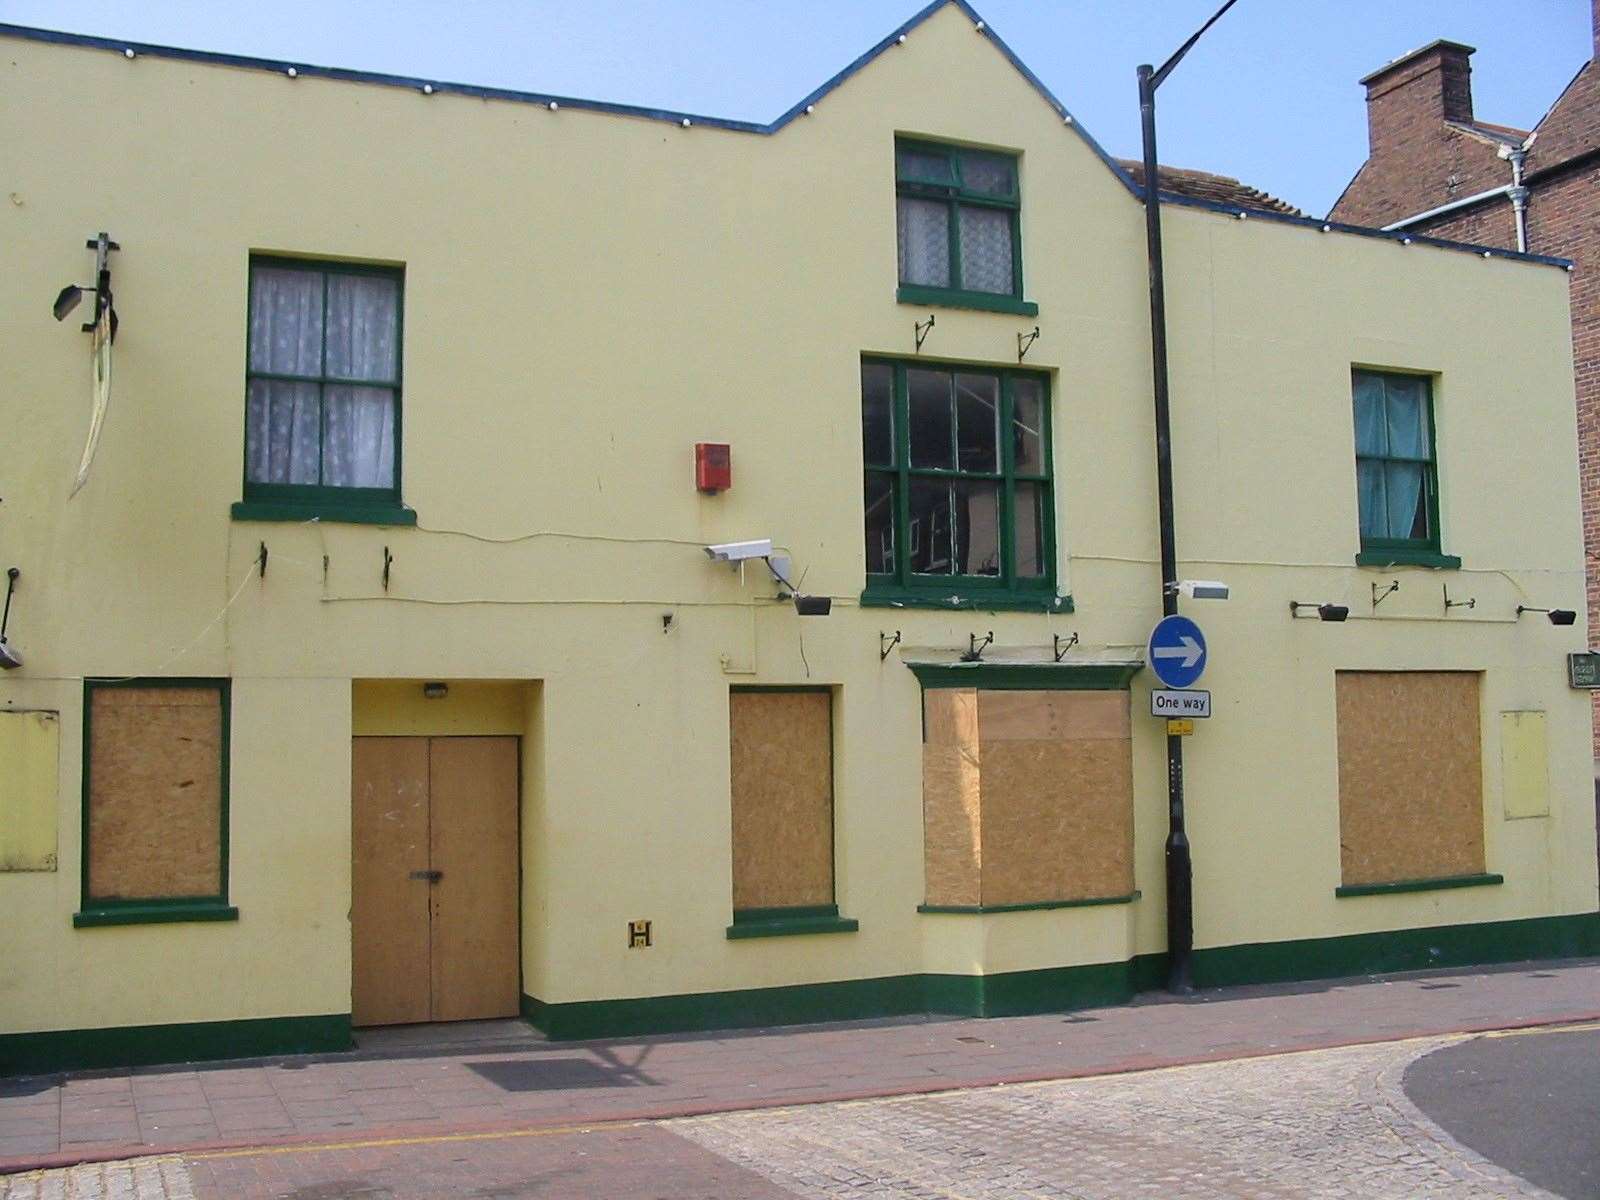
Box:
[1,958,1596,1178]
[672,1036,1556,1199]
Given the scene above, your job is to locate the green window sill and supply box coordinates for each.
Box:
[74,903,240,928]
[896,285,1039,318]
[861,588,1072,614]
[919,892,1140,915]
[231,500,417,527]
[1335,873,1503,899]
[1355,548,1461,569]
[726,905,859,940]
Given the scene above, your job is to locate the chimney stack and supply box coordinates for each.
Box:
[1358,40,1476,152]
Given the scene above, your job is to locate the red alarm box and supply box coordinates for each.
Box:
[695,442,731,493]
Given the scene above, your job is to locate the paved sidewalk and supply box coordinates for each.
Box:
[2,958,1597,1177]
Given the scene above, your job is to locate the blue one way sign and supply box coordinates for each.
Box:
[1147,614,1207,689]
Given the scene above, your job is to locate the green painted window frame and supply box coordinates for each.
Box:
[1352,368,1450,567]
[238,255,411,525]
[861,358,1058,609]
[894,137,1034,314]
[75,678,237,929]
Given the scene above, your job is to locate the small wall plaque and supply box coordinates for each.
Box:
[1568,653,1600,689]
[628,919,653,948]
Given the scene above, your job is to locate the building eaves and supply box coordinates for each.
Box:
[0,3,1570,271]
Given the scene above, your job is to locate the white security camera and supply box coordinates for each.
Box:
[704,539,774,563]
[1177,579,1229,601]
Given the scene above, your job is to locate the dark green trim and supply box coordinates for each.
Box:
[862,358,1055,604]
[242,256,406,509]
[860,588,1072,613]
[73,903,239,928]
[0,1013,350,1076]
[520,911,1600,1040]
[919,892,1140,914]
[908,662,1142,690]
[1191,911,1600,988]
[895,285,1039,317]
[733,904,840,922]
[894,138,1027,306]
[1335,873,1503,899]
[521,956,1163,1040]
[726,915,860,939]
[230,499,418,526]
[81,678,231,919]
[1354,548,1462,569]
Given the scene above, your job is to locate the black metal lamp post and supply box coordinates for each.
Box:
[1137,0,1241,995]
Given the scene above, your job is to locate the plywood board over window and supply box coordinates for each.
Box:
[82,680,229,913]
[921,688,1135,909]
[0,709,60,871]
[728,689,834,912]
[1335,671,1485,886]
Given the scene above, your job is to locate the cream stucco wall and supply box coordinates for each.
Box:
[0,2,1593,1036]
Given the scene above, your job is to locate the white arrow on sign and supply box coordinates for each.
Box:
[1150,635,1203,669]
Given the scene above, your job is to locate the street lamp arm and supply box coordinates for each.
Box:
[1151,0,1242,90]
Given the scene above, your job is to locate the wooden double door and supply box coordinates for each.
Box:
[351,736,520,1026]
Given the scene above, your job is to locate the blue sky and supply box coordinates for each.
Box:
[1,1,1590,214]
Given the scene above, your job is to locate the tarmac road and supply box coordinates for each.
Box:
[1404,1022,1600,1200]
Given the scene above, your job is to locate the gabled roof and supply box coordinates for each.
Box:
[0,1,1569,269]
[1527,59,1600,172]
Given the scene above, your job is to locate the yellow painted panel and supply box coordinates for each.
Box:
[0,710,59,871]
[352,680,530,736]
[1501,711,1550,820]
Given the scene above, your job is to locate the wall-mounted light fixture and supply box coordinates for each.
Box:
[0,568,22,669]
[52,232,119,339]
[1516,605,1577,626]
[422,681,448,700]
[1290,601,1349,622]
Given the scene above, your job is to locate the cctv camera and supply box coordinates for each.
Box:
[704,539,774,564]
[1178,579,1229,601]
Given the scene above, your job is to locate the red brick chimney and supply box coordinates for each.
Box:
[1358,40,1476,153]
[1593,0,1598,61]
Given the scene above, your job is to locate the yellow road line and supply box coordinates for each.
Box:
[188,1118,637,1161]
[1481,1019,1600,1039]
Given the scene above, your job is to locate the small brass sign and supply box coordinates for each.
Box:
[628,919,653,948]
[1166,719,1195,736]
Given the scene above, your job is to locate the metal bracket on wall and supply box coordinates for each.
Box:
[382,546,393,592]
[914,313,935,353]
[961,631,994,662]
[1053,631,1078,662]
[1017,325,1040,361]
[256,541,268,579]
[1443,583,1475,613]
[879,630,902,661]
[1371,580,1400,609]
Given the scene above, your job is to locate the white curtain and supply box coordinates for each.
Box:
[246,267,398,489]
[957,206,1012,293]
[897,197,950,288]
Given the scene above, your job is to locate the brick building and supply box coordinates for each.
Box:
[1332,4,1600,756]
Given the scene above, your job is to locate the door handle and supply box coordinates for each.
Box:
[408,869,443,882]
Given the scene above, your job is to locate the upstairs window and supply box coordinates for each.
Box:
[239,257,411,524]
[862,359,1059,609]
[895,139,1035,316]
[1353,369,1453,566]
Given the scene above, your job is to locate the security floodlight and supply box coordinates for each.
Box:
[52,284,85,321]
[1291,601,1349,623]
[1177,579,1229,601]
[1517,605,1577,626]
[793,595,832,617]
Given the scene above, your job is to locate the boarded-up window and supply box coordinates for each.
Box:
[923,688,1134,908]
[0,710,60,872]
[84,681,229,905]
[729,689,834,913]
[1335,671,1485,886]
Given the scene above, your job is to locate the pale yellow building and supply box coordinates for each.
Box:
[2,1,1596,1072]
